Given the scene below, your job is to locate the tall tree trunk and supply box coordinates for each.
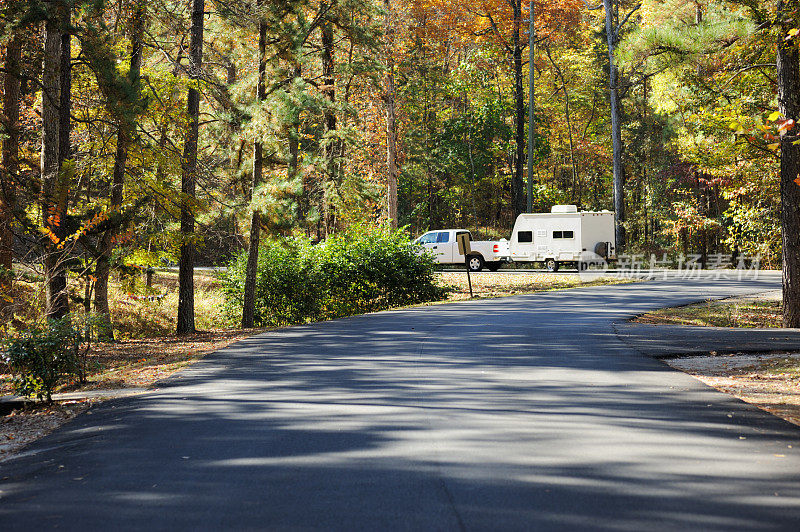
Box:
[288,63,302,220]
[177,0,205,335]
[51,5,72,316]
[0,35,21,319]
[778,0,800,327]
[526,0,535,213]
[511,1,525,219]
[383,0,398,228]
[58,10,71,170]
[40,13,69,321]
[242,14,267,329]
[603,0,625,251]
[94,1,145,340]
[321,10,336,236]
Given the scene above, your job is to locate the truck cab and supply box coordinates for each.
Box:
[414,229,509,271]
[414,229,471,264]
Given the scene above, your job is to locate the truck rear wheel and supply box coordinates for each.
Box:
[468,255,484,272]
[545,259,559,272]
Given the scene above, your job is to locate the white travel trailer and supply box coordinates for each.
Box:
[508,205,616,271]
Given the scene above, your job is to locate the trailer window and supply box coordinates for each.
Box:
[553,230,574,239]
[517,231,533,243]
[436,232,450,243]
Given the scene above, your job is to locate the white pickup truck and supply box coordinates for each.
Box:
[413,229,510,272]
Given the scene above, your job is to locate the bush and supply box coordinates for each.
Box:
[221,225,449,327]
[2,319,81,402]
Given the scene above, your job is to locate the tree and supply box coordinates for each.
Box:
[177,0,206,335]
[595,0,639,251]
[1,34,21,320]
[321,1,338,236]
[382,0,399,227]
[778,0,800,327]
[40,4,69,321]
[94,0,146,340]
[242,6,267,329]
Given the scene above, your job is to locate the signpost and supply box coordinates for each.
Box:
[456,233,474,298]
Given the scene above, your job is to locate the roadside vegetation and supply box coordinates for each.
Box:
[221,226,449,327]
[636,298,782,328]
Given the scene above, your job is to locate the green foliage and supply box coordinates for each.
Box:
[221,226,449,327]
[2,319,81,402]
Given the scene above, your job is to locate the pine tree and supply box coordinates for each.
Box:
[177,0,206,335]
[0,34,21,320]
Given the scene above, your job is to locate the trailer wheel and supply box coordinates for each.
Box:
[468,255,484,272]
[487,262,501,272]
[545,259,559,272]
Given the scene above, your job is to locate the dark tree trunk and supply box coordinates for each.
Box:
[50,6,72,319]
[290,63,302,214]
[778,0,800,327]
[527,0,536,213]
[95,1,145,340]
[286,63,304,223]
[41,13,69,321]
[383,0,398,227]
[1,35,20,319]
[58,12,71,170]
[603,0,625,252]
[242,15,267,329]
[177,0,205,335]
[321,10,336,236]
[511,1,525,219]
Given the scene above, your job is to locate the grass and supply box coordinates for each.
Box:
[635,298,782,328]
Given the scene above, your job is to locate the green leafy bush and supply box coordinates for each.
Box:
[2,319,81,402]
[221,225,449,327]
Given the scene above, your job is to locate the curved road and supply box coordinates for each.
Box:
[1,276,799,530]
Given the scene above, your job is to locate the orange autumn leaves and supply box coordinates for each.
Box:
[411,0,584,49]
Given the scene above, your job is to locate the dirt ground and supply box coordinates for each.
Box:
[664,352,800,427]
[637,291,800,428]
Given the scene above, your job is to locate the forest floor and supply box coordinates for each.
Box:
[634,291,800,427]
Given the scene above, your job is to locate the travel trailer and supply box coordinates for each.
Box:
[507,205,616,272]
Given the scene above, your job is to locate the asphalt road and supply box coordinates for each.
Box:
[2,276,800,531]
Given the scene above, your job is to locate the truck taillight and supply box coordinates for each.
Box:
[493,244,499,252]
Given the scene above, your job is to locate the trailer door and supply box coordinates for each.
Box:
[512,227,537,260]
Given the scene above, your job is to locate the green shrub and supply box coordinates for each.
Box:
[221,225,449,327]
[2,319,81,402]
